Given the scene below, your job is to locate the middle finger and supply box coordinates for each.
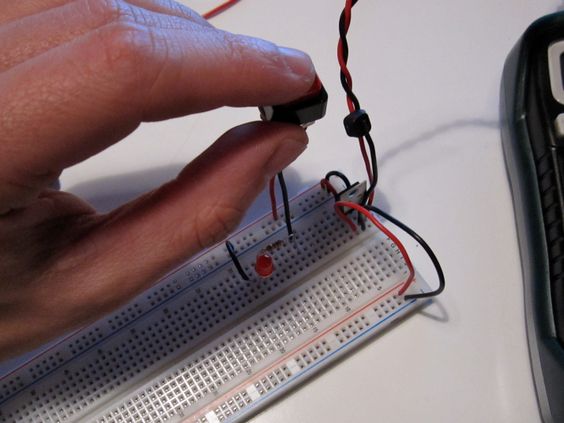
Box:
[0,0,210,72]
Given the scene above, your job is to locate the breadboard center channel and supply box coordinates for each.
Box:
[0,185,430,423]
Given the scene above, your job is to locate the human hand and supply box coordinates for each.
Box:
[0,0,315,360]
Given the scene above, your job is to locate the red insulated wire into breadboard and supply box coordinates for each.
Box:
[320,178,357,230]
[320,179,339,197]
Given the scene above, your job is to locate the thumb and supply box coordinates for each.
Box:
[67,121,307,311]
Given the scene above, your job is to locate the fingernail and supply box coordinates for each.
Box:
[266,137,308,176]
[278,47,315,81]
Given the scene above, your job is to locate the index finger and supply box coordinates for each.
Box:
[0,19,316,211]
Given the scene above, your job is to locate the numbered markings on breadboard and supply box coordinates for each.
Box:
[0,185,429,423]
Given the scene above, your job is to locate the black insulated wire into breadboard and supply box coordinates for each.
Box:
[277,171,294,238]
[367,205,445,300]
[225,240,250,281]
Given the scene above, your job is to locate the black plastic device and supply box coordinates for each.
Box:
[259,75,328,127]
[501,12,564,422]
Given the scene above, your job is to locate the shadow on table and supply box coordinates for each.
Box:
[65,164,309,225]
[418,299,449,323]
[378,118,499,168]
[65,163,183,213]
[368,117,500,325]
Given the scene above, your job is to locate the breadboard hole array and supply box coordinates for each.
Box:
[196,292,411,423]
[93,240,414,423]
[0,185,428,423]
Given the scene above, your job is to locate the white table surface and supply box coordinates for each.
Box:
[8,0,563,421]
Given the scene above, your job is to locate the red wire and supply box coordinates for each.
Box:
[337,0,374,190]
[335,201,416,296]
[269,176,278,220]
[338,0,354,107]
[343,0,353,32]
[337,42,354,112]
[337,41,355,113]
[321,179,359,231]
[202,0,240,20]
[335,204,356,231]
[358,137,372,179]
[203,0,377,215]
[320,179,338,197]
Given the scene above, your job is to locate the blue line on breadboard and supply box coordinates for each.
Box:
[0,192,334,406]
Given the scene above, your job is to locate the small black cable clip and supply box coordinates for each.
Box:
[343,109,372,138]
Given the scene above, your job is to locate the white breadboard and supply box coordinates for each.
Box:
[0,184,430,423]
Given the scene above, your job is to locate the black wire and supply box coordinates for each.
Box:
[338,0,361,111]
[338,0,379,204]
[357,211,366,231]
[321,171,444,299]
[225,240,250,281]
[336,2,443,300]
[324,171,365,229]
[366,205,445,300]
[362,132,378,204]
[325,170,352,188]
[277,171,294,238]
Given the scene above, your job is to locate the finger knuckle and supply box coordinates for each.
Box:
[222,31,281,66]
[101,21,151,64]
[221,31,279,77]
[221,32,250,69]
[223,32,276,80]
[93,21,161,86]
[190,203,244,251]
[84,0,133,26]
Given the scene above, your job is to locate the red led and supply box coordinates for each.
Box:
[255,252,274,278]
